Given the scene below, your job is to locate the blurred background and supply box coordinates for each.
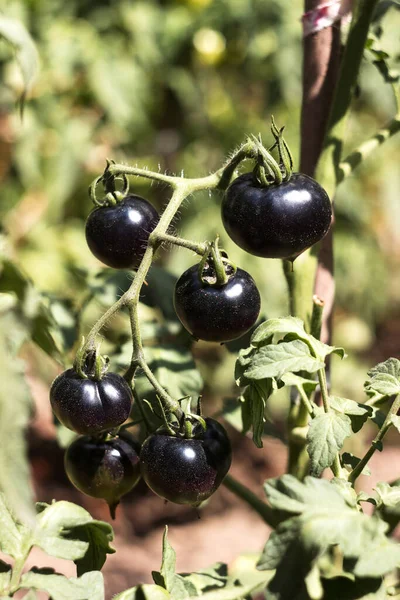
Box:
[0,0,400,596]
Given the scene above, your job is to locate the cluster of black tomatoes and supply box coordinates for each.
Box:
[51,365,232,517]
[50,168,331,516]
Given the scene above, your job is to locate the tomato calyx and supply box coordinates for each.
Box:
[252,117,294,188]
[197,236,236,287]
[89,158,130,208]
[73,338,109,381]
[152,395,208,440]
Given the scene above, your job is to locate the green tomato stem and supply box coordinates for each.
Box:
[310,295,324,340]
[317,368,330,414]
[297,385,316,418]
[337,112,400,184]
[223,474,279,528]
[211,237,229,286]
[84,143,262,425]
[349,393,400,485]
[150,232,208,255]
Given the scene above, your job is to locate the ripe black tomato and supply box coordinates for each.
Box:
[50,369,133,434]
[221,172,332,260]
[140,418,232,506]
[85,194,159,269]
[64,432,141,518]
[173,265,260,342]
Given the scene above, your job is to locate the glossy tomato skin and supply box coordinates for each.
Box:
[174,266,260,342]
[50,369,133,434]
[221,172,332,259]
[140,418,232,506]
[64,433,141,514]
[85,194,159,269]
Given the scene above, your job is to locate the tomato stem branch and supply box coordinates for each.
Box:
[337,113,400,184]
[85,140,264,422]
[150,232,208,255]
[349,393,400,485]
[223,474,279,528]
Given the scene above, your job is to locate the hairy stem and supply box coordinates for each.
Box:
[151,232,208,255]
[349,394,400,485]
[84,139,263,423]
[338,113,400,183]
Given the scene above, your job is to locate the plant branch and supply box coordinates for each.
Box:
[337,113,400,183]
[223,474,279,528]
[349,394,400,485]
[84,139,263,424]
[151,232,208,255]
[297,385,315,417]
[318,368,330,414]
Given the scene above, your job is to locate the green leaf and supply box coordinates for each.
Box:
[33,501,114,565]
[307,410,352,476]
[250,316,307,346]
[0,322,35,522]
[365,358,400,397]
[341,453,371,476]
[0,259,69,360]
[329,396,372,433]
[180,563,228,595]
[353,537,400,577]
[69,522,115,576]
[250,317,345,362]
[258,490,394,600]
[374,482,400,510]
[263,475,351,517]
[114,586,170,600]
[373,482,400,532]
[390,414,400,432]
[234,346,256,386]
[330,478,359,509]
[0,493,25,560]
[88,269,133,307]
[0,560,11,595]
[244,340,324,381]
[257,519,301,570]
[280,373,318,395]
[0,16,39,110]
[20,570,104,600]
[260,476,396,599]
[242,381,273,448]
[152,527,195,599]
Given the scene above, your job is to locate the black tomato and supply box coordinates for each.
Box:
[50,369,133,435]
[140,418,232,506]
[221,172,332,260]
[85,194,159,269]
[64,432,141,518]
[173,265,260,342]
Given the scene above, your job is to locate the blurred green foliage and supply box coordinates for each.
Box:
[0,0,399,515]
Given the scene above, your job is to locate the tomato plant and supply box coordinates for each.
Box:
[1,1,400,599]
